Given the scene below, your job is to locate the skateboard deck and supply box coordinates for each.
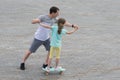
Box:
[42,67,66,75]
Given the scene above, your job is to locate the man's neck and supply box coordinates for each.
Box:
[48,14,53,18]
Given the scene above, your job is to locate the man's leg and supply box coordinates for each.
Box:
[42,51,50,68]
[42,38,50,68]
[45,51,50,64]
[20,38,42,70]
[20,50,31,70]
[22,50,31,63]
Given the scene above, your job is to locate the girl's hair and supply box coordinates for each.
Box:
[57,18,66,34]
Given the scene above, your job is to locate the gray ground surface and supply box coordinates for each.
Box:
[0,0,120,80]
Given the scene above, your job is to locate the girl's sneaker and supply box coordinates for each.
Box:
[49,67,55,71]
[55,66,66,71]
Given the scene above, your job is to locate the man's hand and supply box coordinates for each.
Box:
[73,24,79,29]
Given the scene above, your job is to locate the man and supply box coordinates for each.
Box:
[20,6,75,70]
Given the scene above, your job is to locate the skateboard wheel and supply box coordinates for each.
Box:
[45,72,49,75]
[59,71,63,75]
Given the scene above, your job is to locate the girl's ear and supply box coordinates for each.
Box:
[60,23,64,26]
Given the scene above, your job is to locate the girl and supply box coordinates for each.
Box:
[40,18,78,71]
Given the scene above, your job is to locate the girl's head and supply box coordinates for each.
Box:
[57,18,66,34]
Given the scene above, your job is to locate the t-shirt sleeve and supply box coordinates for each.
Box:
[51,26,55,30]
[38,15,44,22]
[62,29,67,35]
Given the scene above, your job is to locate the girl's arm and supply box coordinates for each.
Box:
[66,25,79,34]
[39,23,52,29]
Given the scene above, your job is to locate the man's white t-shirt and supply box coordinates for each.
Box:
[34,15,57,41]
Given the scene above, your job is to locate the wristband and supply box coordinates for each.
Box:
[72,24,74,28]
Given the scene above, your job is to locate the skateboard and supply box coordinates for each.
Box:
[42,67,66,75]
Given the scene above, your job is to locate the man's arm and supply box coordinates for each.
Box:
[66,25,78,34]
[64,21,78,28]
[31,19,41,24]
[64,21,73,27]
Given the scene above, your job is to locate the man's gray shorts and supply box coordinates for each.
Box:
[29,38,50,53]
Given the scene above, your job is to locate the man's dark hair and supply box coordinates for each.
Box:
[49,6,59,14]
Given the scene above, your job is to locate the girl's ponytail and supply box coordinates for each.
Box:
[58,26,63,34]
[57,18,66,34]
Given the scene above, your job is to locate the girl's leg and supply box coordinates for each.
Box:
[48,47,54,67]
[55,58,59,68]
[55,47,61,68]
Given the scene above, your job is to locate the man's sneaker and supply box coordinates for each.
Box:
[45,67,50,72]
[42,64,48,69]
[20,63,25,70]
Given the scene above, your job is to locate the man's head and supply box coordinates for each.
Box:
[49,6,59,18]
